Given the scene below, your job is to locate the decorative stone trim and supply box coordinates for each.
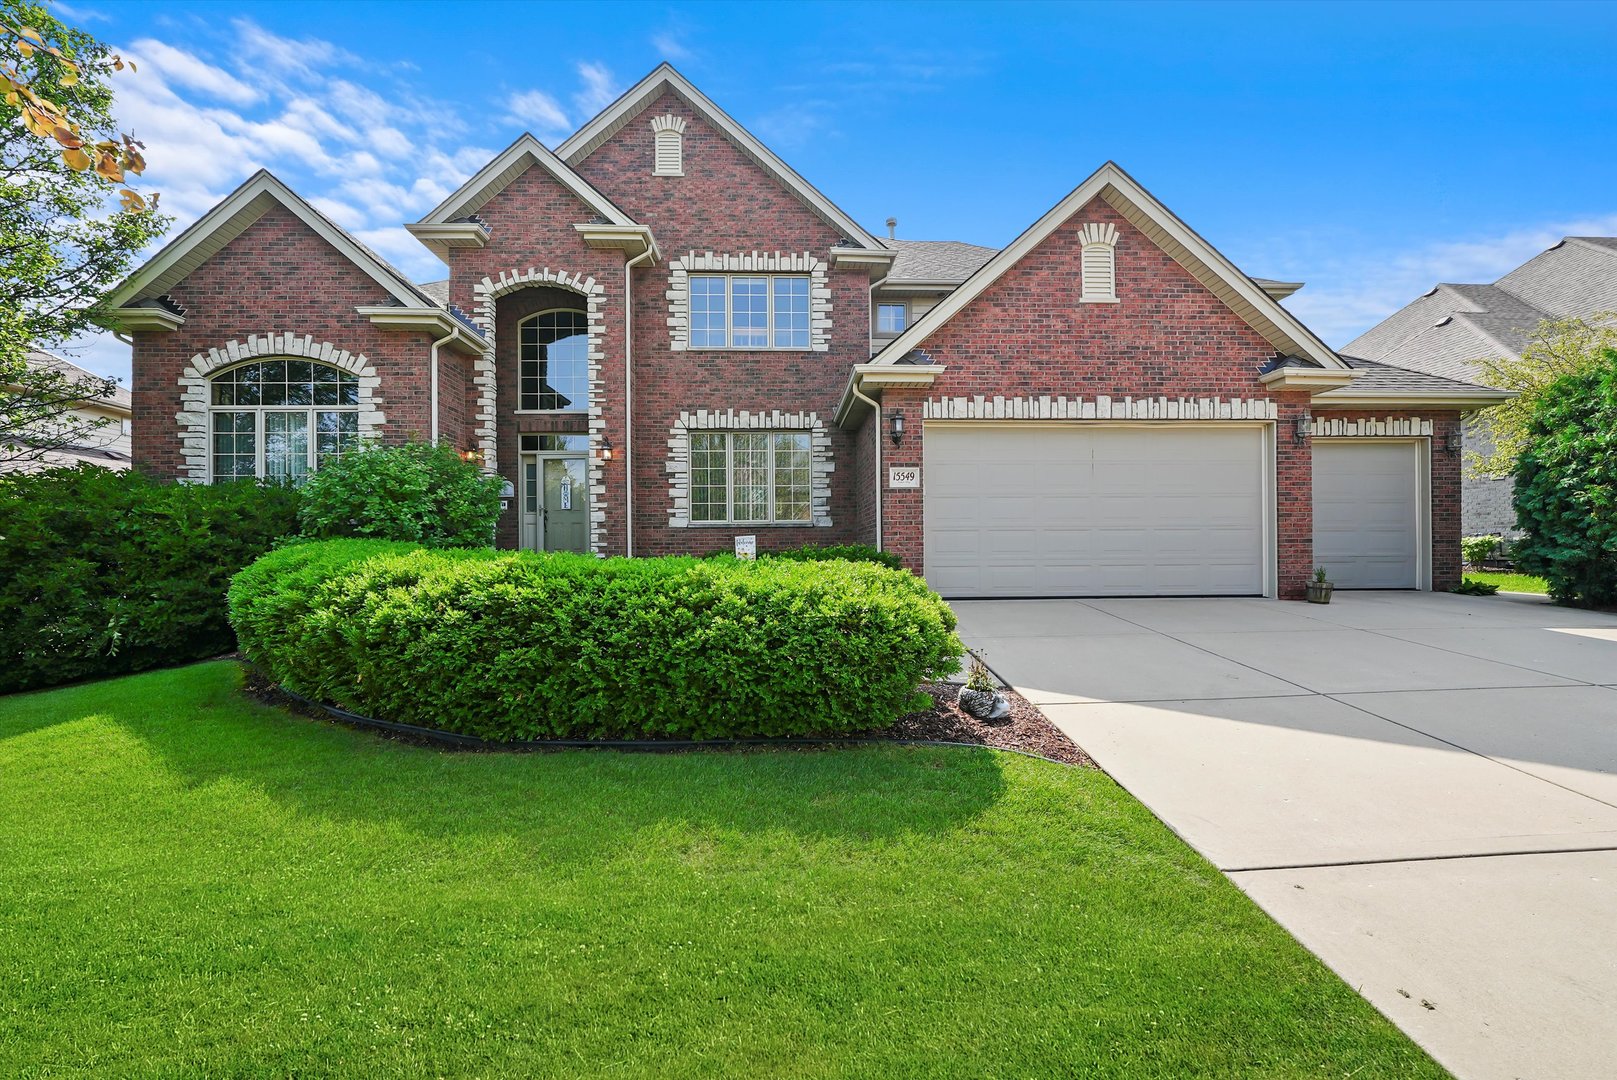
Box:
[666,408,833,528]
[1076,222,1119,247]
[666,252,831,352]
[1312,416,1434,437]
[176,333,384,483]
[471,268,609,556]
[650,114,686,176]
[923,395,1277,421]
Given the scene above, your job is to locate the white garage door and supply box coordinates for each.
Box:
[923,425,1268,598]
[1312,440,1421,589]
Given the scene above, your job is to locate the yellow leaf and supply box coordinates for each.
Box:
[21,107,50,137]
[61,146,90,170]
[51,124,81,149]
[118,189,146,212]
[16,39,32,57]
[59,69,78,88]
[17,26,42,44]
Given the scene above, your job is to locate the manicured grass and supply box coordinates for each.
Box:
[1462,570,1550,594]
[0,663,1446,1078]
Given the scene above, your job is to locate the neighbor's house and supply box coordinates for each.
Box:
[97,64,1509,599]
[1343,237,1617,536]
[1,350,132,473]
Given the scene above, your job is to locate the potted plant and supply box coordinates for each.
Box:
[956,655,1011,721]
[1306,566,1334,604]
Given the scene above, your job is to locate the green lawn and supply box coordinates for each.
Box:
[0,663,1446,1078]
[1462,570,1550,594]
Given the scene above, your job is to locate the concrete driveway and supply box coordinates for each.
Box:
[955,591,1617,1080]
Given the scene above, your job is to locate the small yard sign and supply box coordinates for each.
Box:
[734,534,757,560]
[888,466,921,489]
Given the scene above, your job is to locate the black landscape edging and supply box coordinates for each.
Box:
[261,677,1076,766]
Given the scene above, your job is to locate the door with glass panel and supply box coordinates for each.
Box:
[518,434,589,553]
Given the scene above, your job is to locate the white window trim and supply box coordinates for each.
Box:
[874,300,909,338]
[688,430,814,526]
[175,334,385,483]
[667,409,833,528]
[667,252,830,353]
[687,273,812,351]
[516,307,592,414]
[208,402,361,482]
[1077,221,1120,304]
[650,114,686,176]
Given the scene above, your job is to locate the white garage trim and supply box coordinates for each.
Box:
[1312,437,1431,591]
[922,420,1277,599]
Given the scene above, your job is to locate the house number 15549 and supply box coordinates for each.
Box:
[888,466,920,489]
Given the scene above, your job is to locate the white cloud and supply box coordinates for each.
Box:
[651,31,692,61]
[51,2,109,23]
[309,196,369,231]
[129,39,261,106]
[504,88,569,134]
[231,17,353,82]
[1282,213,1617,346]
[572,61,619,118]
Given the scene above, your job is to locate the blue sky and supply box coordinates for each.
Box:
[57,0,1617,381]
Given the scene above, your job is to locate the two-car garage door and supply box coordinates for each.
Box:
[923,425,1268,598]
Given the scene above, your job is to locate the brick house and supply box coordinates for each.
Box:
[101,64,1507,600]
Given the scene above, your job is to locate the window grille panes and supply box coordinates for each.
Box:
[690,276,728,349]
[211,411,257,480]
[211,359,359,407]
[876,302,907,334]
[772,277,810,349]
[731,277,769,348]
[264,411,310,481]
[208,360,360,482]
[519,310,590,411]
[315,410,359,467]
[686,430,813,524]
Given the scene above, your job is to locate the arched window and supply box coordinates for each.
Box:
[519,309,590,412]
[209,359,361,481]
[1077,222,1120,303]
[650,114,686,176]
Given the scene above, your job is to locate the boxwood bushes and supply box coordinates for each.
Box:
[229,540,962,741]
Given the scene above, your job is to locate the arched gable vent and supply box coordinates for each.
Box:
[1077,221,1119,303]
[650,114,687,176]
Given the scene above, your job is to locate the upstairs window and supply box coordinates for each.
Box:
[689,275,811,350]
[876,302,908,335]
[1077,222,1120,303]
[519,309,590,411]
[650,114,686,176]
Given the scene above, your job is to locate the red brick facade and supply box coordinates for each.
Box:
[123,72,1471,600]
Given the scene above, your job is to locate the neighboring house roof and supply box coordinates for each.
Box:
[882,239,999,284]
[1344,235,1617,379]
[556,63,884,251]
[99,170,442,323]
[23,349,131,412]
[869,161,1348,370]
[415,132,638,227]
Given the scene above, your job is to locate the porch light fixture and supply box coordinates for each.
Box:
[1445,431,1462,454]
[600,436,614,461]
[1293,414,1311,445]
[890,413,904,446]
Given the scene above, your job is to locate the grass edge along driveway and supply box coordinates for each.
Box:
[0,662,1448,1078]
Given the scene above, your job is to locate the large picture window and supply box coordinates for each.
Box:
[688,275,811,350]
[209,359,361,481]
[689,431,812,524]
[519,309,590,411]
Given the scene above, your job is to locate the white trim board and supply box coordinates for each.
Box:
[418,133,637,227]
[869,161,1347,371]
[555,64,883,251]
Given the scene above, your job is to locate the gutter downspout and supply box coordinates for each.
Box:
[848,376,883,552]
[428,328,456,444]
[623,245,658,557]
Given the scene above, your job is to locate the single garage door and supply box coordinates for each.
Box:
[923,424,1268,598]
[1312,440,1421,589]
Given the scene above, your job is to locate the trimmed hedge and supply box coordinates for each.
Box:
[0,466,301,692]
[229,539,962,741]
[703,542,905,570]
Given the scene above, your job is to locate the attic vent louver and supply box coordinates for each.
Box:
[650,114,686,176]
[1076,222,1119,303]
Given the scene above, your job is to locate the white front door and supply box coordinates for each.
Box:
[1312,439,1423,589]
[922,424,1270,598]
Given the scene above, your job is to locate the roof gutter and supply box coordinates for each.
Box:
[1312,391,1516,410]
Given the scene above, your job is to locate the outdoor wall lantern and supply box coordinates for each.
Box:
[890,413,904,446]
[1293,414,1311,445]
[1445,431,1463,454]
[600,436,614,461]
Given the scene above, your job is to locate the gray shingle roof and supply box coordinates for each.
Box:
[417,279,450,305]
[25,349,131,410]
[882,239,999,283]
[1332,355,1504,397]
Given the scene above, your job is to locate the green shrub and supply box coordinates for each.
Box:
[1451,578,1501,596]
[0,466,300,692]
[701,542,905,570]
[297,441,502,547]
[1512,351,1617,607]
[230,539,963,741]
[1461,535,1502,567]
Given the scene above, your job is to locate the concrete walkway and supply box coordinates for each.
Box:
[954,591,1617,1080]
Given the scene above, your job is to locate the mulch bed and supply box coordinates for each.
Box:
[240,664,1094,768]
[852,682,1096,767]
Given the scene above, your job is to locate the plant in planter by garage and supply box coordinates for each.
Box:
[1452,578,1501,596]
[1306,566,1334,604]
[956,655,1011,722]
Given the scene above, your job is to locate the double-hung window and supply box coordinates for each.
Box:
[689,431,812,523]
[689,275,811,349]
